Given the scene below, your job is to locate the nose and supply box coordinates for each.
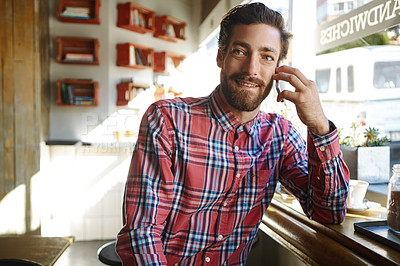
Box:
[242,54,259,76]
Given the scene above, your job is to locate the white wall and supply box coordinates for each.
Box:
[46,0,199,241]
[49,0,197,142]
[40,145,134,241]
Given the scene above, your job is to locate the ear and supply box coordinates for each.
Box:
[216,49,223,68]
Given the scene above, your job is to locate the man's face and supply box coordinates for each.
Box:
[217,23,281,112]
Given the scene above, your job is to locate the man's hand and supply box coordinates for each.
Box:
[273,65,330,136]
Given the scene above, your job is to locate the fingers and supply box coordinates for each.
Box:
[273,65,318,102]
[273,66,311,90]
[277,89,296,103]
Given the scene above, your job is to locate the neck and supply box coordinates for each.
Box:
[218,89,260,124]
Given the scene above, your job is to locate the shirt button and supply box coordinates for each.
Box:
[236,173,240,178]
[319,146,326,151]
[223,201,228,206]
[218,235,223,241]
[234,146,239,151]
[205,257,211,263]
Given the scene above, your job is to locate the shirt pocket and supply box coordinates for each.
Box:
[239,169,271,204]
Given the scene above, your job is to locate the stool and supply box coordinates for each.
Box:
[97,240,122,266]
[0,259,41,266]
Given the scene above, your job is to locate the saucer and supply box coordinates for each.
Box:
[347,203,369,212]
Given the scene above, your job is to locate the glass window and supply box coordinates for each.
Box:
[347,65,354,92]
[316,69,331,93]
[374,61,400,89]
[336,68,341,93]
[347,2,353,10]
[334,2,345,12]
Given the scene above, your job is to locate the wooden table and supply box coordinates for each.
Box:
[261,195,400,265]
[0,235,74,266]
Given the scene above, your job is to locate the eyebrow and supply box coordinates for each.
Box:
[232,41,279,57]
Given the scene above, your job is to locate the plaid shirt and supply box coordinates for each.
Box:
[117,87,349,265]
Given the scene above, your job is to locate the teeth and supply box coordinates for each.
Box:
[237,81,257,87]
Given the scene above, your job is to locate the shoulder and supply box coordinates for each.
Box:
[258,112,292,131]
[151,96,210,116]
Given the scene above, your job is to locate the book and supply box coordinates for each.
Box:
[64,7,90,13]
[61,83,69,104]
[167,24,174,36]
[61,6,90,19]
[60,14,90,19]
[67,85,75,104]
[74,96,94,101]
[129,45,136,65]
[75,100,95,105]
[131,9,139,26]
[64,53,94,62]
[138,13,145,28]
[135,49,146,65]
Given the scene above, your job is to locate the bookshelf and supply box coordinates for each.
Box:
[154,51,185,74]
[154,15,186,42]
[56,79,99,106]
[117,82,150,106]
[56,36,100,65]
[117,2,155,34]
[57,0,101,24]
[116,43,154,69]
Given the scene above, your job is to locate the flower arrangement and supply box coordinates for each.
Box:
[340,122,390,147]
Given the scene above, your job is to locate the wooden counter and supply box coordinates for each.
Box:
[0,235,74,266]
[261,196,399,265]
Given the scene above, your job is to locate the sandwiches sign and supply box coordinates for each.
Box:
[315,0,400,53]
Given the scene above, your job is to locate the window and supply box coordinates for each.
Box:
[347,65,354,92]
[336,67,341,93]
[334,2,345,12]
[347,2,353,10]
[374,61,400,89]
[315,69,331,93]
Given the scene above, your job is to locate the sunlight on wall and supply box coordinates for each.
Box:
[81,109,142,144]
[40,145,132,239]
[171,46,220,98]
[0,185,26,234]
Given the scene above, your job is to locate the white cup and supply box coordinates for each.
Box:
[347,180,369,208]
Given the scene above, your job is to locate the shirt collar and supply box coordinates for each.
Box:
[209,86,260,136]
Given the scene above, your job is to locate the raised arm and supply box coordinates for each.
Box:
[274,65,349,223]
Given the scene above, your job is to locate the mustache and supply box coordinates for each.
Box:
[229,73,266,87]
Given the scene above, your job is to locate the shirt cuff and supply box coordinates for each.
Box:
[307,121,340,163]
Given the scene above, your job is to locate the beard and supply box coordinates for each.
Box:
[220,71,273,112]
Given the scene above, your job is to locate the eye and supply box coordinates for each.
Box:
[262,55,274,61]
[231,48,245,56]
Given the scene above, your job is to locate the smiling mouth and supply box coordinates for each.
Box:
[236,80,259,88]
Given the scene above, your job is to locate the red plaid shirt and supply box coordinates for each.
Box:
[117,87,349,265]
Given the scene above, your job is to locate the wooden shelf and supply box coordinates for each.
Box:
[154,15,186,42]
[56,36,99,65]
[116,43,154,69]
[57,0,101,24]
[117,2,155,34]
[116,82,150,106]
[56,79,99,106]
[154,51,185,74]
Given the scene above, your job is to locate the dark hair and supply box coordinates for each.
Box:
[218,3,292,61]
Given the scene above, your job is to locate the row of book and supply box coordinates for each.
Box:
[60,6,91,19]
[60,83,95,105]
[130,9,150,28]
[64,53,94,63]
[161,24,184,38]
[129,46,151,66]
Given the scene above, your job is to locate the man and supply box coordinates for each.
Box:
[117,3,349,265]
